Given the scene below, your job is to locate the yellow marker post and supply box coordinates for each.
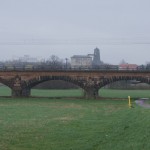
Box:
[128,96,132,108]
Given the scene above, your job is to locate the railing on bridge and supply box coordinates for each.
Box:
[0,63,150,71]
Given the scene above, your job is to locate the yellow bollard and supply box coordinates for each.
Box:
[128,96,132,108]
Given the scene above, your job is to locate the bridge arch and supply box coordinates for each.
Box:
[0,77,12,96]
[25,75,150,98]
[23,75,87,97]
[26,75,85,89]
[1,70,150,99]
[0,77,11,88]
[98,76,150,88]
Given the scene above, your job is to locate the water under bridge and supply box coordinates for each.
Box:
[0,70,150,98]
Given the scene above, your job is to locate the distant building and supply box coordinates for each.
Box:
[71,55,92,69]
[119,64,138,70]
[92,47,102,66]
[71,47,103,69]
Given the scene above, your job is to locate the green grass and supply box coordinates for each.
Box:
[100,89,150,99]
[0,86,150,149]
[0,98,150,150]
[0,86,11,96]
[0,85,150,99]
[31,89,84,97]
[31,88,150,99]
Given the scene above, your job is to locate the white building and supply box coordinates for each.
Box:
[71,55,92,69]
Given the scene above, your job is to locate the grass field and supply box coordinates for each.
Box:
[100,89,150,99]
[31,88,150,99]
[32,88,150,99]
[0,86,11,96]
[0,86,150,149]
[0,98,150,150]
[31,88,84,97]
[0,86,150,99]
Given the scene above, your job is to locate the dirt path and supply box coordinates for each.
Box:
[135,98,150,108]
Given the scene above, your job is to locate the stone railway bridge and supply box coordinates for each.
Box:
[0,70,150,98]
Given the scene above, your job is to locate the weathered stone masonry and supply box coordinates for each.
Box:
[0,70,150,99]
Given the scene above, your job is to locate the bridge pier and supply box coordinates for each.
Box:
[12,87,31,97]
[84,87,99,99]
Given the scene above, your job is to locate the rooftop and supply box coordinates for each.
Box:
[71,55,92,58]
[119,64,138,68]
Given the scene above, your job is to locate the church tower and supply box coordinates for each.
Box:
[92,47,101,66]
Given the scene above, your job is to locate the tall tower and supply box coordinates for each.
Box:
[92,47,101,66]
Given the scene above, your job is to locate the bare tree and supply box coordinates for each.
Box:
[46,55,64,69]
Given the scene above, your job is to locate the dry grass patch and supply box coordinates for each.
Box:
[53,116,75,124]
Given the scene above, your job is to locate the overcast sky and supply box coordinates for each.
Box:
[0,0,150,64]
